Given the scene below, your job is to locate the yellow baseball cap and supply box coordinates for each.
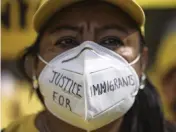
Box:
[33,0,145,33]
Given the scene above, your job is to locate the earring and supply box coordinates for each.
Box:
[139,73,146,90]
[32,75,39,89]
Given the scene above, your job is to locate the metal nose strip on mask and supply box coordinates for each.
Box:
[62,47,94,63]
[61,47,140,65]
[38,50,140,66]
[61,47,110,63]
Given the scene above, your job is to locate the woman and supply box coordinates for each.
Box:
[4,0,176,132]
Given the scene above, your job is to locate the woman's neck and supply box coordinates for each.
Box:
[36,110,123,132]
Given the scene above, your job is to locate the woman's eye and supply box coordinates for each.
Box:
[55,37,79,48]
[99,37,124,50]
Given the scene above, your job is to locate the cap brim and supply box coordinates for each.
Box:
[33,0,145,32]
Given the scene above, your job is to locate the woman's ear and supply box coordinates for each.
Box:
[24,55,37,81]
[24,55,39,89]
[141,46,148,73]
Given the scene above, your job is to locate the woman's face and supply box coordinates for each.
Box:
[34,1,147,79]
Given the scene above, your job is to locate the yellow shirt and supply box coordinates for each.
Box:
[4,114,39,132]
[1,82,43,128]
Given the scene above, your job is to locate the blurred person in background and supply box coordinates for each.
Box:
[1,70,21,127]
[1,68,43,129]
[3,0,176,132]
[149,18,176,122]
[1,0,43,129]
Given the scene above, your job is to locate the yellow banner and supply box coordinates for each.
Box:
[1,0,40,59]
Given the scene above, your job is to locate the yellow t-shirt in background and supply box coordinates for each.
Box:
[4,114,39,132]
[1,82,43,129]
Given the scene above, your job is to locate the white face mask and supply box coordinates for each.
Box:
[37,41,140,131]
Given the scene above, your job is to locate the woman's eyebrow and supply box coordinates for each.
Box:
[96,24,128,34]
[49,25,82,33]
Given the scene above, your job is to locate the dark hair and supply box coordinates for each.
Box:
[120,79,166,132]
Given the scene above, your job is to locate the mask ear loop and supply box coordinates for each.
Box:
[129,54,141,66]
[38,55,49,65]
[37,54,54,68]
[34,54,54,89]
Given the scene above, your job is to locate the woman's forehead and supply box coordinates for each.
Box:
[45,1,138,32]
